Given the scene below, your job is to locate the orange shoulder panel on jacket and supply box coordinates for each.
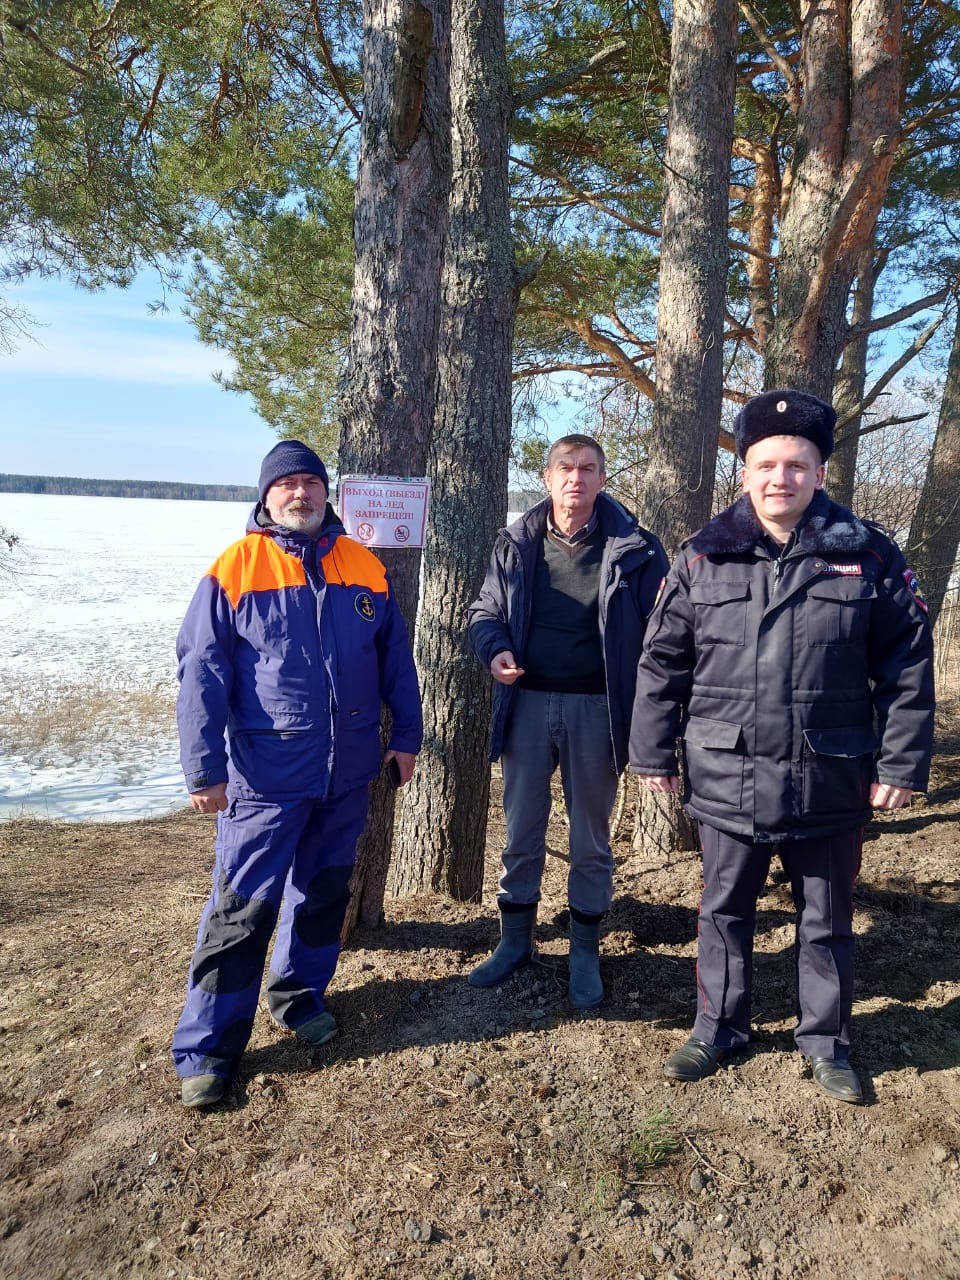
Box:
[209,534,307,608]
[322,537,389,595]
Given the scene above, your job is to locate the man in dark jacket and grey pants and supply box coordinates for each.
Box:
[630,391,934,1102]
[468,434,668,1008]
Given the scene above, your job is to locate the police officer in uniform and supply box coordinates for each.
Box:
[629,390,934,1102]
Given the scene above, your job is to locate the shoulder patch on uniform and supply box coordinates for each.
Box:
[822,562,862,575]
[210,534,307,608]
[355,591,376,621]
[902,567,928,612]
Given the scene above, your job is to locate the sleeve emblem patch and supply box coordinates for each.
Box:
[902,567,928,613]
[355,591,376,621]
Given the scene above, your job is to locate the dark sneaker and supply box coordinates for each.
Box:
[294,1012,338,1046]
[181,1074,227,1108]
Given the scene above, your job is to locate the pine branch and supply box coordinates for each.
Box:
[512,41,628,112]
[846,284,953,341]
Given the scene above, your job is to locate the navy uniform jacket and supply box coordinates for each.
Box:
[468,492,668,773]
[629,491,934,841]
[177,505,423,801]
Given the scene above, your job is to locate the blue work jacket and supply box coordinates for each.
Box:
[177,506,422,801]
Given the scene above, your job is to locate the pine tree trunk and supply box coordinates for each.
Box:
[632,782,698,859]
[829,244,878,507]
[638,0,737,551]
[338,0,451,932]
[632,0,736,856]
[392,0,514,901]
[765,1,902,396]
[907,308,960,629]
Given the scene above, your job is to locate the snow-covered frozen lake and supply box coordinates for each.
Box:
[0,493,523,824]
[0,492,251,822]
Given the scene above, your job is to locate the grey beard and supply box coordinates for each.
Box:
[277,506,325,536]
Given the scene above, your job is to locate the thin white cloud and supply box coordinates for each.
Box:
[2,327,236,385]
[2,279,236,385]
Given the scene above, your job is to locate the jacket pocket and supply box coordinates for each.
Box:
[681,715,744,807]
[330,713,384,794]
[689,581,750,645]
[228,729,329,798]
[801,724,877,815]
[805,579,876,646]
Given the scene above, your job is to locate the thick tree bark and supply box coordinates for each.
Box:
[765,0,902,397]
[907,308,960,629]
[338,0,451,932]
[634,0,735,856]
[637,0,737,552]
[829,244,879,506]
[632,782,698,860]
[392,0,515,901]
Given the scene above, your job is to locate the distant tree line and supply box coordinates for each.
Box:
[507,490,539,512]
[0,474,257,503]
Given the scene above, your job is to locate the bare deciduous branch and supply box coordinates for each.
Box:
[838,311,948,430]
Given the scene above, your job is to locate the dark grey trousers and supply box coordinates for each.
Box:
[498,688,619,915]
[692,823,862,1060]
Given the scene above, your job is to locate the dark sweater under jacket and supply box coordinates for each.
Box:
[468,492,669,773]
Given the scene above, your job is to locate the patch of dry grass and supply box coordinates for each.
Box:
[0,673,175,759]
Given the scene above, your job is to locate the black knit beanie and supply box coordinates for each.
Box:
[258,440,330,502]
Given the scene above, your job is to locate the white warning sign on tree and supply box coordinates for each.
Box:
[338,476,430,549]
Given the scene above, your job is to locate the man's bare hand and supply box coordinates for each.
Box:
[491,651,525,685]
[638,774,680,794]
[384,749,417,786]
[189,783,229,814]
[870,782,913,810]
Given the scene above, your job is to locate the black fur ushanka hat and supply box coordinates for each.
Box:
[733,389,836,462]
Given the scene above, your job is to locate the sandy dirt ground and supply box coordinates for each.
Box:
[2,748,959,1280]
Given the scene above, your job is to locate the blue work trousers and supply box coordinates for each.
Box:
[173,786,368,1080]
[692,823,862,1060]
[498,688,619,916]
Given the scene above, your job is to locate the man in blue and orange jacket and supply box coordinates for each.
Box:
[173,440,422,1108]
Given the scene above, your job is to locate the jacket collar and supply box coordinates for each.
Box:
[690,490,873,558]
[510,491,645,547]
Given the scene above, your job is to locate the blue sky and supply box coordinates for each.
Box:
[1,275,280,486]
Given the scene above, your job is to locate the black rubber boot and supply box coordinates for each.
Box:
[568,917,604,1008]
[468,905,536,987]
